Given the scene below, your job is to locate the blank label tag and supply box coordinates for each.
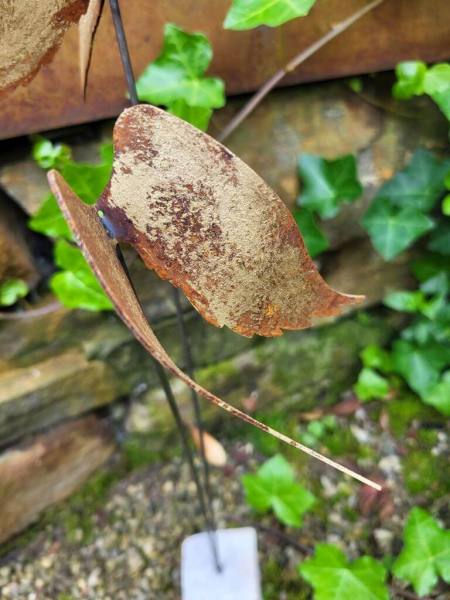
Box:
[181,527,262,600]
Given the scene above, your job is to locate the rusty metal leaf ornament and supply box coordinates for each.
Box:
[0,0,89,98]
[47,168,377,489]
[96,105,363,338]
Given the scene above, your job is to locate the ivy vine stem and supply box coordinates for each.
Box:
[217,0,387,143]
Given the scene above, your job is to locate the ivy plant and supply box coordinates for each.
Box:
[392,508,450,596]
[361,149,449,260]
[293,208,329,258]
[50,241,113,312]
[355,254,450,413]
[224,0,318,30]
[29,142,113,240]
[299,544,389,600]
[393,61,450,121]
[241,454,315,527]
[297,153,363,220]
[29,138,114,312]
[0,279,29,307]
[32,137,71,170]
[136,24,225,131]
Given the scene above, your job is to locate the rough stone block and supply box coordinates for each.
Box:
[0,351,121,447]
[0,415,114,544]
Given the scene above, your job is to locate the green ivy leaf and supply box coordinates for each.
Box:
[0,279,29,307]
[299,544,389,600]
[423,371,450,416]
[392,61,427,100]
[241,454,315,527]
[374,149,450,213]
[297,154,362,220]
[411,253,450,284]
[393,508,450,596]
[168,100,212,131]
[32,138,72,170]
[293,209,329,258]
[50,241,113,312]
[360,344,391,372]
[29,194,73,240]
[61,162,111,205]
[360,197,434,260]
[347,77,363,93]
[136,24,225,119]
[428,220,450,256]
[354,367,389,402]
[402,316,450,346]
[442,194,450,216]
[29,143,113,239]
[383,290,426,313]
[224,0,317,30]
[100,142,114,164]
[391,339,450,397]
[423,63,450,121]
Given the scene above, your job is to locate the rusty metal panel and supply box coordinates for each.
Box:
[1,0,450,140]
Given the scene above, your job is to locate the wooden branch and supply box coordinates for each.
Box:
[217,0,387,143]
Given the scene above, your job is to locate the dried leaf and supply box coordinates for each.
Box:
[328,397,361,417]
[359,483,382,516]
[47,168,379,490]
[359,479,393,520]
[0,0,89,97]
[78,0,104,95]
[298,409,325,422]
[97,106,363,338]
[188,424,227,467]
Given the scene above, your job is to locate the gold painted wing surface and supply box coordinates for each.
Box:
[0,0,89,97]
[96,105,363,338]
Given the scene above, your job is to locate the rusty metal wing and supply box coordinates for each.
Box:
[0,0,90,97]
[46,168,375,488]
[96,105,363,338]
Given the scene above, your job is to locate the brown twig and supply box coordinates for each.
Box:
[217,0,387,143]
[223,514,313,555]
[0,302,62,320]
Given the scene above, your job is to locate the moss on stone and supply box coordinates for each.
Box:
[321,428,360,457]
[386,396,443,437]
[403,450,450,498]
[123,433,179,469]
[263,559,308,600]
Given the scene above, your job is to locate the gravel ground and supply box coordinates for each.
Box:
[1,403,449,600]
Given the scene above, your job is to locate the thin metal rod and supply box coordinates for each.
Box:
[108,0,139,105]
[114,244,222,572]
[108,0,221,571]
[108,0,221,567]
[153,360,222,573]
[171,288,218,532]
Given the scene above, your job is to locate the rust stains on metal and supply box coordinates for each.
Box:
[2,0,450,138]
[47,169,380,490]
[96,105,363,338]
[0,0,89,98]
